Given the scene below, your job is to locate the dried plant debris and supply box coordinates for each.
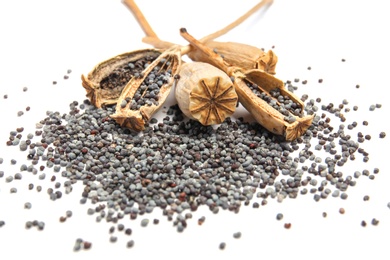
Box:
[180,28,314,140]
[187,41,278,74]
[175,62,238,125]
[82,49,162,108]
[111,46,181,131]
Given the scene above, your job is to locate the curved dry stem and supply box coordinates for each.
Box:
[128,0,274,49]
[200,0,274,43]
[122,0,158,38]
[179,28,231,72]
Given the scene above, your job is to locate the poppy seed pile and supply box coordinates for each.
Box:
[0,61,387,251]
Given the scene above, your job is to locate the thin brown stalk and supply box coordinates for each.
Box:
[123,0,273,48]
[199,0,274,43]
[122,0,158,38]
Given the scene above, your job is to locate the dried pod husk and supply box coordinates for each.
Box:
[110,47,181,131]
[232,68,314,141]
[81,49,162,108]
[187,41,277,75]
[180,29,313,140]
[175,62,238,125]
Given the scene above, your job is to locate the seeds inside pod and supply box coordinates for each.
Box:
[175,62,238,125]
[187,41,278,75]
[180,29,313,141]
[81,49,161,108]
[237,69,314,141]
[110,46,181,131]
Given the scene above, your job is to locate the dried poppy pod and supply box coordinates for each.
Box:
[180,28,313,141]
[110,46,182,131]
[81,49,161,108]
[234,69,314,141]
[175,62,238,125]
[187,41,278,75]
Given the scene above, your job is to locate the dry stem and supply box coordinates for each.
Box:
[122,0,274,49]
[122,0,158,38]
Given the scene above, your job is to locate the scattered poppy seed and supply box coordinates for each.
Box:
[109,226,115,234]
[363,195,370,201]
[379,132,386,138]
[0,221,5,227]
[322,212,327,218]
[233,232,242,239]
[219,242,226,250]
[67,69,72,74]
[17,111,24,117]
[340,193,348,200]
[59,216,67,222]
[276,213,283,220]
[25,221,33,229]
[284,223,291,229]
[23,87,28,92]
[64,75,69,80]
[361,220,367,227]
[126,240,135,248]
[153,219,160,225]
[3,94,8,99]
[339,208,345,214]
[52,81,57,85]
[6,176,13,183]
[66,210,73,217]
[83,241,92,250]
[24,202,32,209]
[198,216,206,225]
[318,79,323,83]
[140,218,149,227]
[109,236,117,243]
[371,218,379,226]
[341,58,346,62]
[10,187,17,193]
[125,228,132,235]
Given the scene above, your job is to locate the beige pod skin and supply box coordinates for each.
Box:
[175,62,238,126]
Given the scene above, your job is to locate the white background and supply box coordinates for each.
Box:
[0,0,389,259]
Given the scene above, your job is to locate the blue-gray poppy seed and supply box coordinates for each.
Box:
[219,242,226,250]
[233,232,242,239]
[24,202,32,209]
[126,240,135,248]
[140,218,149,227]
[6,176,13,183]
